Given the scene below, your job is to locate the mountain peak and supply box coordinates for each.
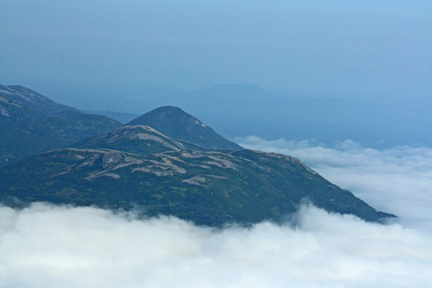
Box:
[126,106,242,150]
[0,84,81,116]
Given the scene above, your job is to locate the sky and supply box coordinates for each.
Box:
[1,0,431,112]
[1,139,431,287]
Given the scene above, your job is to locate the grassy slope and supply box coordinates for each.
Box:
[0,148,393,226]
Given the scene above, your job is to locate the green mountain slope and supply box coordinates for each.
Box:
[0,94,121,167]
[0,84,81,116]
[0,147,394,226]
[0,95,62,166]
[126,106,242,150]
[70,125,208,156]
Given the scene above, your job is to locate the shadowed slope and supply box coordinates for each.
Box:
[126,106,242,150]
[0,84,81,116]
[0,147,394,226]
[0,92,121,167]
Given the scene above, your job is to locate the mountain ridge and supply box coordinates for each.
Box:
[70,125,208,156]
[0,84,397,226]
[0,84,82,116]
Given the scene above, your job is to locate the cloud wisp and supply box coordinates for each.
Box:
[1,138,431,287]
[236,136,432,231]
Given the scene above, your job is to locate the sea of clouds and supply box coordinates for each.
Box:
[1,138,431,287]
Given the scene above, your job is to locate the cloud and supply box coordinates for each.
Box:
[0,203,431,288]
[1,139,431,287]
[236,136,432,231]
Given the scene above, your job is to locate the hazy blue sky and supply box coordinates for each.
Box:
[1,0,431,111]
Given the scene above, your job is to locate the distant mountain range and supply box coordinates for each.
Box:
[125,84,431,148]
[0,84,395,226]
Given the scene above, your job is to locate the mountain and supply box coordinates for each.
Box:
[174,85,397,146]
[70,125,208,155]
[0,146,394,226]
[0,84,81,116]
[0,85,396,226]
[134,84,431,148]
[126,106,242,150]
[0,86,122,167]
[1,95,60,166]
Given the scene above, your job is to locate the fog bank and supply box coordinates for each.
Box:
[1,203,431,288]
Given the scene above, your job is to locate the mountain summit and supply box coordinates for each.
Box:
[0,84,81,116]
[126,106,242,150]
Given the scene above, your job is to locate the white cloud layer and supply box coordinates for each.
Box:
[1,203,431,288]
[1,138,431,287]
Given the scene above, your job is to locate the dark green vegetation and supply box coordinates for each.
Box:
[126,106,243,150]
[0,146,394,226]
[0,86,122,167]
